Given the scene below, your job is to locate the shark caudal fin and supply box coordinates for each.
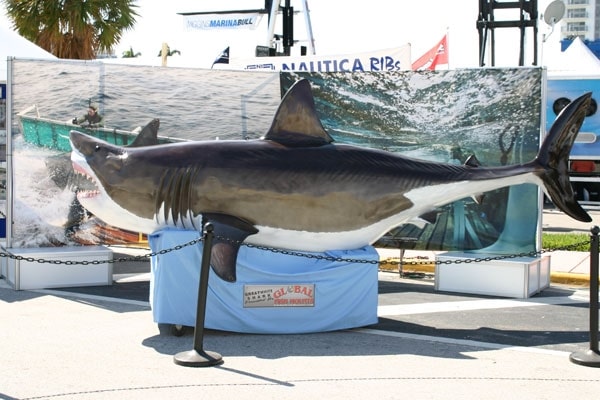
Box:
[536,93,592,222]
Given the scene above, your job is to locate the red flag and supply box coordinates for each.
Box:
[412,35,449,71]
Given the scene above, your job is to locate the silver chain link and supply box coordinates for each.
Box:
[0,235,590,267]
[0,237,203,265]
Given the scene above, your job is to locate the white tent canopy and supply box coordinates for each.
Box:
[1,24,56,81]
[546,36,600,77]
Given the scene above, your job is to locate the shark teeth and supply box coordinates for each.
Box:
[77,190,100,198]
[71,162,99,196]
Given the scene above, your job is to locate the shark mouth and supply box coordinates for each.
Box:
[71,161,100,200]
[69,147,161,235]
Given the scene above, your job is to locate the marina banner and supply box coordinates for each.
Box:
[183,13,263,31]
[216,44,412,72]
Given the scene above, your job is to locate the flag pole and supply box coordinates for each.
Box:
[446,27,450,70]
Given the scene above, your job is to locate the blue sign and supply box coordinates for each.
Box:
[547,78,600,158]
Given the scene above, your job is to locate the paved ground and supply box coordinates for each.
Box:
[1,208,600,399]
[542,207,600,234]
[1,270,599,400]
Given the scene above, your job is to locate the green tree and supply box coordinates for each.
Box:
[157,46,180,57]
[2,0,138,60]
[122,46,141,58]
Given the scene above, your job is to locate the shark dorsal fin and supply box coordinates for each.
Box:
[128,118,160,147]
[264,79,334,147]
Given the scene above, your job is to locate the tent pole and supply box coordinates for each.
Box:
[5,57,13,248]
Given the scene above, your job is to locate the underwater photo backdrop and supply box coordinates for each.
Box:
[7,59,543,253]
[281,69,544,252]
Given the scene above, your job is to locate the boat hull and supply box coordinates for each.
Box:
[18,111,179,152]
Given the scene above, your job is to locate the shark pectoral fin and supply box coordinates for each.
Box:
[210,242,242,283]
[202,213,259,282]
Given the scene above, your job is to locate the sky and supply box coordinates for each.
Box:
[0,0,564,69]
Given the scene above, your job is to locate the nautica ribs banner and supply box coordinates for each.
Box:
[184,13,263,30]
[214,44,412,72]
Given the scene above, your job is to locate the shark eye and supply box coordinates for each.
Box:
[94,145,101,152]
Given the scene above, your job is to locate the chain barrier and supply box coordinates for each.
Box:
[0,237,203,266]
[0,234,591,268]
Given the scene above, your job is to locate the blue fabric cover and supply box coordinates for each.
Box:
[149,229,379,333]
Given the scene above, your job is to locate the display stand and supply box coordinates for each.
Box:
[570,226,600,367]
[149,229,379,334]
[2,246,113,290]
[435,252,550,298]
[173,223,223,367]
[0,240,6,279]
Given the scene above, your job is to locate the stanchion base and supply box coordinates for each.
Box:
[569,349,600,368]
[173,349,223,367]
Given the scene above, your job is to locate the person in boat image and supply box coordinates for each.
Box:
[72,103,104,128]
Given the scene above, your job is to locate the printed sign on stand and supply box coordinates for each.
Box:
[244,284,315,307]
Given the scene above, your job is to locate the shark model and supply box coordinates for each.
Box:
[70,79,592,282]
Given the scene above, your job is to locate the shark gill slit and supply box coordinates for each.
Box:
[169,170,186,225]
[178,166,196,230]
[155,166,199,230]
[156,169,174,225]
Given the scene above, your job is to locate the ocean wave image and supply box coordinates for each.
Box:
[7,60,544,252]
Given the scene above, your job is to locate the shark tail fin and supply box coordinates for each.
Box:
[536,92,592,223]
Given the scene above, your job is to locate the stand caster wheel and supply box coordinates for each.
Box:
[158,323,186,336]
[171,324,185,337]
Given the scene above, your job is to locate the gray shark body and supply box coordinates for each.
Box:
[70,79,592,282]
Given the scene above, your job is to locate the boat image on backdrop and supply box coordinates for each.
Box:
[69,79,592,282]
[18,104,183,152]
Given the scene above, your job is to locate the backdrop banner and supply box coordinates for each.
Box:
[280,69,544,254]
[7,60,543,258]
[216,44,412,72]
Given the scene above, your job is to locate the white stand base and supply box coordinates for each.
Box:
[2,246,113,290]
[435,252,550,298]
[0,240,6,279]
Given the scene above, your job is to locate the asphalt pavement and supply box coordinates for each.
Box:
[1,209,600,399]
[1,269,599,400]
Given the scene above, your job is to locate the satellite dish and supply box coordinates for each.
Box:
[543,0,566,26]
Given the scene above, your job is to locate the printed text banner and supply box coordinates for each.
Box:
[183,13,263,31]
[216,44,412,72]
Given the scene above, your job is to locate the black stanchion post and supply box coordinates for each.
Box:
[569,225,600,367]
[173,223,223,367]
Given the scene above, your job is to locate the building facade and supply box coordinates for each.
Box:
[560,0,598,41]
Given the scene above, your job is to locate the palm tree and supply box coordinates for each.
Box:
[157,46,181,57]
[122,46,141,58]
[2,0,139,60]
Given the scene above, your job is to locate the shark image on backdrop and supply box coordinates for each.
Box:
[69,79,592,282]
